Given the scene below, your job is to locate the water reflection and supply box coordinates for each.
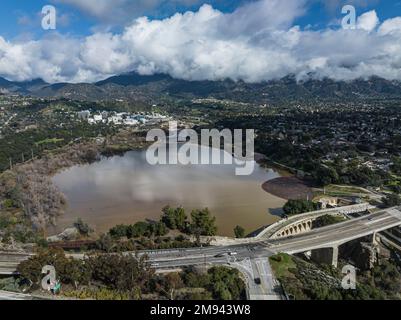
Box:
[52,147,285,236]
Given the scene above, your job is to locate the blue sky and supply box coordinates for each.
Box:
[0,0,248,39]
[1,0,401,83]
[1,0,400,40]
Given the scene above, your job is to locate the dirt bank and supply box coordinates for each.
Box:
[262,177,313,200]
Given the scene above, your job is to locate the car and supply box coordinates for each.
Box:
[228,252,238,256]
[254,278,261,285]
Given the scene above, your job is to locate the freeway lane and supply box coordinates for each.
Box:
[0,252,33,275]
[127,208,401,271]
[144,246,275,269]
[0,290,36,300]
[3,208,401,272]
[268,208,401,254]
[142,208,401,267]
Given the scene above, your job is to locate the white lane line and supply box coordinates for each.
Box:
[365,217,390,225]
[387,209,401,221]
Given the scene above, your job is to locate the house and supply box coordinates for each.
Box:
[78,110,90,120]
[318,196,338,209]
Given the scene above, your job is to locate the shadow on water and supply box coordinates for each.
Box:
[268,207,284,218]
[246,208,283,237]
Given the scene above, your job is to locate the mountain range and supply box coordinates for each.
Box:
[1,72,401,104]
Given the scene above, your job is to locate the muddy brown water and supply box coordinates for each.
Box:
[51,146,285,237]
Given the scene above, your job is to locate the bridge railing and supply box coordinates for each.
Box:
[255,203,373,240]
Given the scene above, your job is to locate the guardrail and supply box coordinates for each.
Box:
[255,203,373,240]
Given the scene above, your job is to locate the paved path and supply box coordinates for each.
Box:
[0,290,36,300]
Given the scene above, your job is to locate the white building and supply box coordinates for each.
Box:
[93,115,102,123]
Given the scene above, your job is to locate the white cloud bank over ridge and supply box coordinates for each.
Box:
[1,0,401,83]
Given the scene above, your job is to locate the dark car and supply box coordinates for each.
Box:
[254,278,261,285]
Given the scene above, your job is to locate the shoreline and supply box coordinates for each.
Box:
[6,136,288,238]
[262,176,314,201]
[50,148,286,238]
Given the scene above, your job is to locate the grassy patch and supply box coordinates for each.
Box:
[324,184,370,196]
[312,215,346,228]
[269,253,296,279]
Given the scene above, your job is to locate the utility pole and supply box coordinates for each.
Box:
[22,153,25,163]
[9,157,12,170]
[31,149,34,160]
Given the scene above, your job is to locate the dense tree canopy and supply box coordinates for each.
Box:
[283,200,320,216]
[189,209,218,236]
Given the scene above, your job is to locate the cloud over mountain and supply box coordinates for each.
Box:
[1,0,401,83]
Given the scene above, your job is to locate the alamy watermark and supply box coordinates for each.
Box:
[41,5,57,30]
[146,122,255,176]
[40,4,358,31]
[341,265,357,290]
[342,5,357,30]
[41,265,57,291]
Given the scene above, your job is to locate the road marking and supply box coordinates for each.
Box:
[387,208,401,221]
[365,217,389,225]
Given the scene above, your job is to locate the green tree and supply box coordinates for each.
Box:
[383,193,401,207]
[149,222,168,237]
[127,222,149,238]
[174,207,188,232]
[164,272,184,300]
[283,199,320,216]
[207,267,245,300]
[234,225,246,238]
[73,218,93,237]
[189,209,217,236]
[17,248,83,286]
[314,165,339,186]
[161,206,177,230]
[96,233,115,253]
[86,253,153,292]
[161,206,188,232]
[391,157,401,175]
[312,215,345,228]
[109,224,129,239]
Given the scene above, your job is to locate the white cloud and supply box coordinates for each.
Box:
[379,17,401,35]
[357,10,379,32]
[1,1,401,83]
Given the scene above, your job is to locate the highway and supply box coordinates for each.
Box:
[233,258,282,300]
[0,290,37,300]
[1,206,401,300]
[0,252,34,275]
[138,207,401,268]
[267,207,401,254]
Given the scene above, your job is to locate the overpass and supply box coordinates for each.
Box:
[139,207,401,269]
[265,207,401,266]
[256,203,373,240]
[0,252,33,276]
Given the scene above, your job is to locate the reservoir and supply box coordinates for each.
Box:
[52,146,285,237]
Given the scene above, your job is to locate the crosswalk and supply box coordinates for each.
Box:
[232,258,282,300]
